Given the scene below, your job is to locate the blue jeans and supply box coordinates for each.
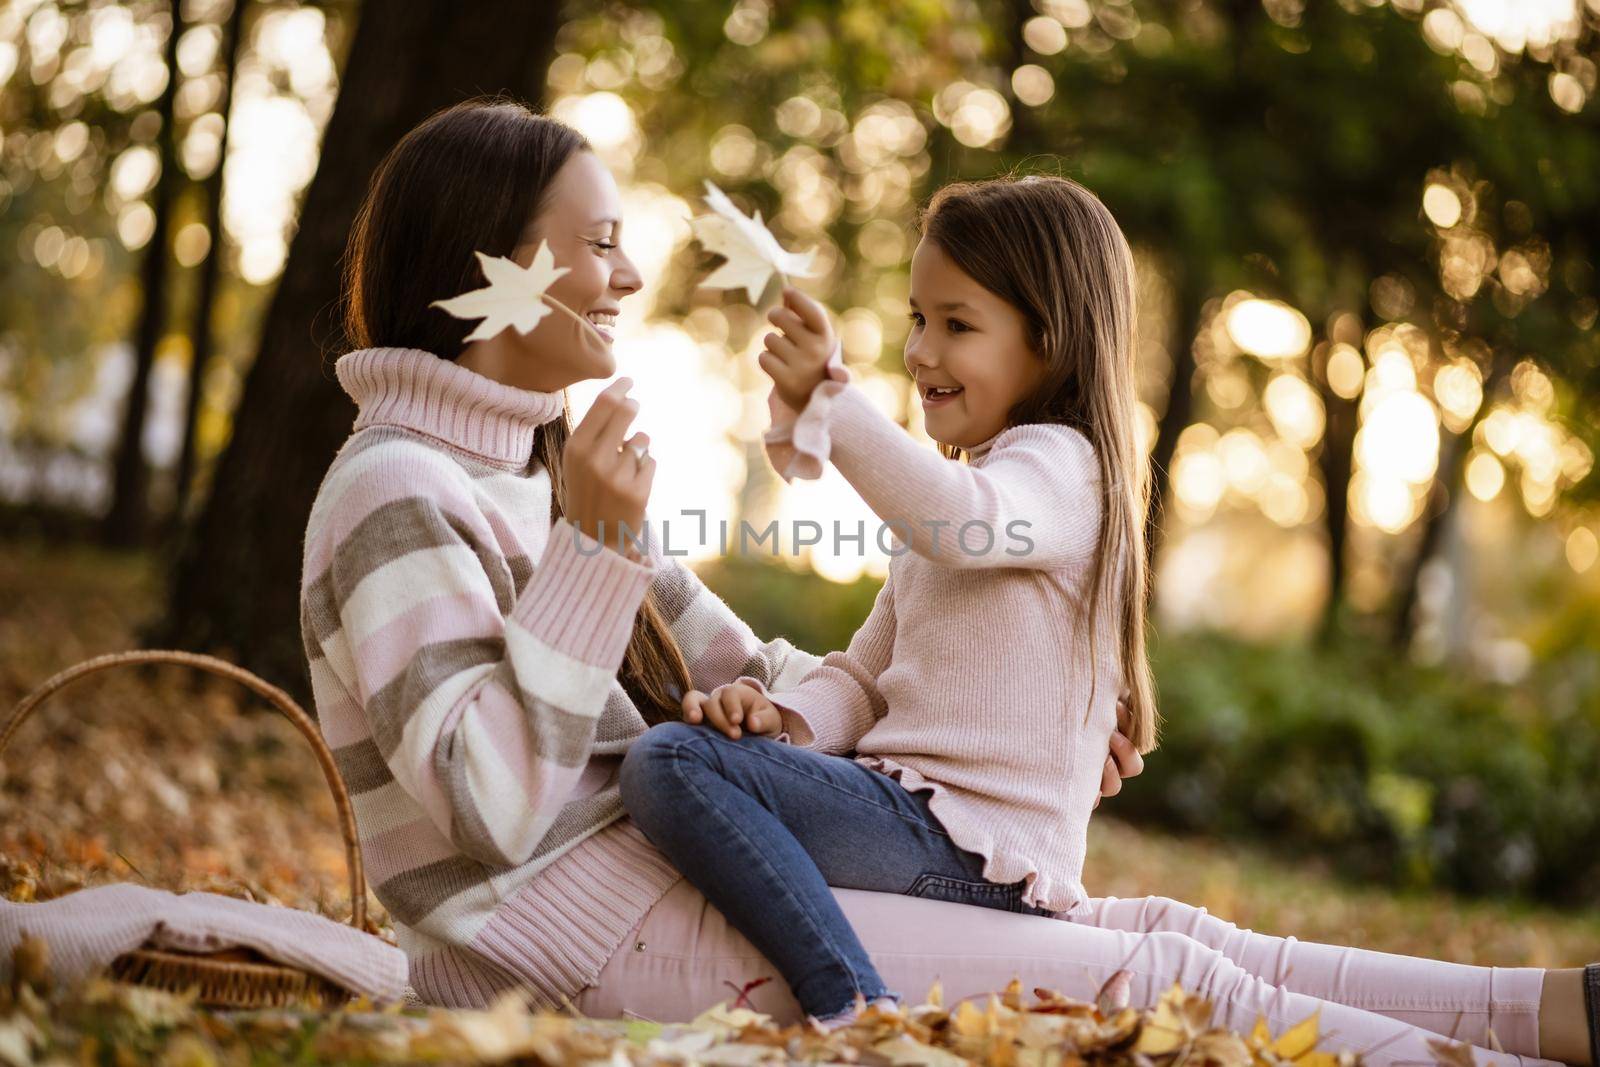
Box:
[618,721,1048,1020]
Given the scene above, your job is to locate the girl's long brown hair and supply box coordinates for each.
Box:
[921,175,1159,753]
[341,97,691,725]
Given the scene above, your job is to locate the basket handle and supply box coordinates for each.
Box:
[1,649,367,931]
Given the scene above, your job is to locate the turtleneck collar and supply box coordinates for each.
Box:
[965,427,1007,465]
[334,347,566,467]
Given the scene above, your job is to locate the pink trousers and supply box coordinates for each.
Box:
[575,879,1557,1067]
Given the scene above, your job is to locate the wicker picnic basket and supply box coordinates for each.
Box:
[1,649,371,1009]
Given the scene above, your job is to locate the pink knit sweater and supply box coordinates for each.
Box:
[301,347,826,1008]
[747,354,1123,917]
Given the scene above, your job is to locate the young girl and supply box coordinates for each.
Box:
[619,176,1598,1065]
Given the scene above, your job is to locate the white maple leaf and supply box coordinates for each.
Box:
[691,180,821,303]
[431,242,571,343]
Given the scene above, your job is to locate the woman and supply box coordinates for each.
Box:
[298,99,1596,1066]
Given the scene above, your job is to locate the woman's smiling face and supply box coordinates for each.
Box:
[904,237,1049,450]
[459,150,643,392]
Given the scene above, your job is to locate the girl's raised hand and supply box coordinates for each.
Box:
[758,286,838,411]
[681,679,782,740]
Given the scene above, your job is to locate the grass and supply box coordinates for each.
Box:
[2,535,1597,971]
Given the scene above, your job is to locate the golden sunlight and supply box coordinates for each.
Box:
[1466,449,1506,501]
[1422,183,1463,228]
[1225,297,1311,360]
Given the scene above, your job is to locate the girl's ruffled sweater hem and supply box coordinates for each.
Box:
[859,755,1094,920]
[740,678,1095,921]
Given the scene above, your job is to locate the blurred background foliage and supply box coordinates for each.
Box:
[2,0,1599,905]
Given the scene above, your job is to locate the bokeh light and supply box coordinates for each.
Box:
[1568,527,1599,572]
[1422,183,1463,227]
[1011,64,1055,106]
[1226,297,1312,360]
[1466,450,1506,501]
[2,0,1596,654]
[1325,343,1366,400]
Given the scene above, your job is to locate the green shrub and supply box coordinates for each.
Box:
[697,558,1600,904]
[1124,633,1600,903]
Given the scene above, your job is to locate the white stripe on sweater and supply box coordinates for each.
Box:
[342,543,495,654]
[502,620,619,718]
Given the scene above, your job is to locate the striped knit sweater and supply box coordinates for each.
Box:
[748,354,1125,917]
[300,346,822,1009]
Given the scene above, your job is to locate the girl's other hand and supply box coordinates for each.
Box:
[681,680,782,740]
[759,286,837,411]
[1094,696,1145,809]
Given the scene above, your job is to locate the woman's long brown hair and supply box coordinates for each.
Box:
[341,97,691,725]
[920,175,1159,753]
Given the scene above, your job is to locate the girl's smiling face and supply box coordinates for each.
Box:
[459,151,643,392]
[904,237,1050,450]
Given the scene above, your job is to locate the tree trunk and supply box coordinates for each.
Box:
[152,0,563,698]
[1388,349,1513,646]
[172,0,249,528]
[102,0,185,547]
[1145,267,1204,565]
[1003,0,1041,152]
[1317,383,1358,643]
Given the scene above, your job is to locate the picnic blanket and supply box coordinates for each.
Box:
[0,883,407,1002]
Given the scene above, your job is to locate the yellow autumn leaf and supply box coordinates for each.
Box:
[416,995,528,1060]
[953,998,995,1038]
[1135,1023,1187,1056]
[1134,984,1191,1055]
[1297,1051,1343,1067]
[1014,1047,1065,1067]
[161,1033,218,1067]
[688,1001,774,1036]
[1015,1012,1076,1050]
[1270,1011,1322,1060]
[1193,1030,1254,1067]
[872,1034,973,1067]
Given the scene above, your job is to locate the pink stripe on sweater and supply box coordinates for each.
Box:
[482,499,548,562]
[362,815,460,886]
[352,590,502,698]
[473,676,588,811]
[303,449,483,581]
[689,624,755,688]
[312,682,367,748]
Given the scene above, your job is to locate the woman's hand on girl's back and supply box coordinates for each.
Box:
[1094,697,1145,809]
[681,680,782,740]
[563,377,654,558]
[759,286,838,411]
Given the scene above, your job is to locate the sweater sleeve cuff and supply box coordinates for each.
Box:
[763,341,852,484]
[737,674,822,749]
[510,518,655,670]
